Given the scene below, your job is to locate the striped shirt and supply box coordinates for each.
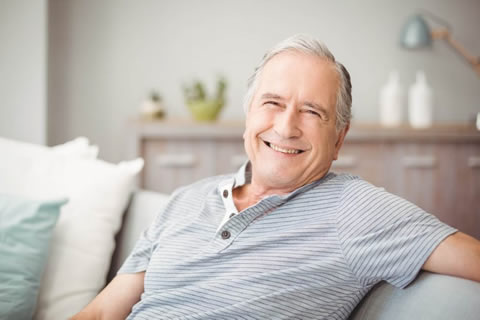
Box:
[118,163,456,319]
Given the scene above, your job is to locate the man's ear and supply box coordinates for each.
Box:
[333,123,350,160]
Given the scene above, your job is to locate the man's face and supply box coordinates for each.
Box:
[244,51,348,191]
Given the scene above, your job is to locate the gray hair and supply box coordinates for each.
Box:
[243,34,352,131]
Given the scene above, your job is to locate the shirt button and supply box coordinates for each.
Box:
[223,190,229,198]
[221,230,231,240]
[229,213,236,218]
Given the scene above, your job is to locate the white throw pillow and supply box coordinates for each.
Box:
[0,136,97,196]
[29,155,144,320]
[51,136,99,158]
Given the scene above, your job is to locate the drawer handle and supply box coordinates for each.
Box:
[402,155,436,168]
[230,154,248,168]
[155,153,196,167]
[468,156,480,168]
[332,155,357,168]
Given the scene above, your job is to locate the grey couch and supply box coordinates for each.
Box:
[108,190,480,320]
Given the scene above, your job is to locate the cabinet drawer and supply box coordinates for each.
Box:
[441,143,480,238]
[141,138,246,193]
[214,139,247,175]
[383,143,438,212]
[334,142,387,187]
[142,139,217,193]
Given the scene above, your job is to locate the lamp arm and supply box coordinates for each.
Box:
[432,29,480,76]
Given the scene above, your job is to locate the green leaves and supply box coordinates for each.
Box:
[183,76,228,121]
[183,76,227,104]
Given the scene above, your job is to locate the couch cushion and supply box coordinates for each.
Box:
[0,195,67,320]
[349,271,480,320]
[108,189,170,281]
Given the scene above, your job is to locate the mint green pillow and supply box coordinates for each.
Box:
[0,194,67,320]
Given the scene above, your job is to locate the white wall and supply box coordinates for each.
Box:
[0,0,47,144]
[48,0,480,162]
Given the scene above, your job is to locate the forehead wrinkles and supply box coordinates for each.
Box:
[255,52,339,110]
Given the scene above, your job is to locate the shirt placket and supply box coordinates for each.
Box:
[208,196,284,253]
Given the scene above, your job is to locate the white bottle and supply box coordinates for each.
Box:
[408,71,433,129]
[379,71,404,127]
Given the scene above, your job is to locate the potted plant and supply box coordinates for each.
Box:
[183,76,227,121]
[140,90,166,120]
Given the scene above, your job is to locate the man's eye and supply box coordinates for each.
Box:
[305,109,321,117]
[264,101,279,106]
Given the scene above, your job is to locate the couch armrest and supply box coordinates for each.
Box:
[349,271,480,320]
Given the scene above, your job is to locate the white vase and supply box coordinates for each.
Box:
[408,71,433,129]
[379,71,404,127]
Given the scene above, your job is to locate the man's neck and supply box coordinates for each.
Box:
[232,177,297,212]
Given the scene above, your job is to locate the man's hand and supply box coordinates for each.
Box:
[70,272,145,320]
[423,232,480,282]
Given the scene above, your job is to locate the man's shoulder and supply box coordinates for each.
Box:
[329,172,383,191]
[296,172,371,205]
[306,172,383,206]
[329,172,361,182]
[332,171,429,230]
[315,172,368,190]
[327,172,391,204]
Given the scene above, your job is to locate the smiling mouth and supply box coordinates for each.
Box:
[264,141,305,154]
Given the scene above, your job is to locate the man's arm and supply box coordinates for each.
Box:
[71,272,145,320]
[423,232,480,282]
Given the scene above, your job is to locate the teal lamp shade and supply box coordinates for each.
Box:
[400,15,432,49]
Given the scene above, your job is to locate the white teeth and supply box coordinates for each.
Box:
[269,143,300,154]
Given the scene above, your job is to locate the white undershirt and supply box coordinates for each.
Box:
[216,163,248,233]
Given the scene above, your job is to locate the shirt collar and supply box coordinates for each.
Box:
[221,161,335,204]
[232,161,251,188]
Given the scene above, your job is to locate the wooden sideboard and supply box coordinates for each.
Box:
[130,119,246,194]
[131,120,480,238]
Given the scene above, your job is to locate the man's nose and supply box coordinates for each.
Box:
[273,107,301,139]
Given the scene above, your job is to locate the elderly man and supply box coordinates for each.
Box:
[73,35,480,320]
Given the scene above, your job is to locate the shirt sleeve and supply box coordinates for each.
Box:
[117,227,155,274]
[336,178,457,288]
[117,190,180,275]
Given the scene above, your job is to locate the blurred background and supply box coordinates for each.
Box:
[1,0,479,161]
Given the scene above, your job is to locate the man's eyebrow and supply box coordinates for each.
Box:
[260,93,284,100]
